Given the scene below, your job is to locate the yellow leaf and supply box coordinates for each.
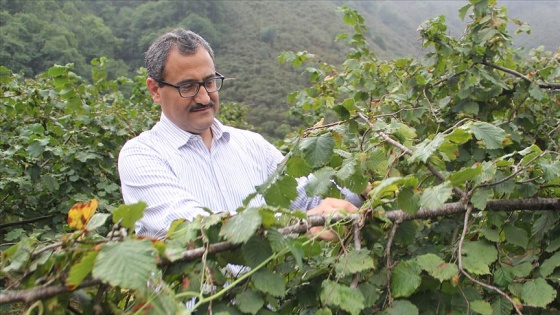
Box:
[67,199,98,230]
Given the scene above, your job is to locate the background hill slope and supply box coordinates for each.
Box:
[1,0,558,140]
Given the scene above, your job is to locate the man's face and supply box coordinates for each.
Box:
[147,47,220,136]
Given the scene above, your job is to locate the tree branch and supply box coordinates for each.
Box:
[0,215,57,231]
[0,279,101,304]
[1,198,558,306]
[482,61,560,90]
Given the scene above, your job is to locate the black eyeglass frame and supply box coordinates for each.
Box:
[154,72,225,98]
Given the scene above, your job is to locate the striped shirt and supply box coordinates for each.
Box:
[118,114,361,238]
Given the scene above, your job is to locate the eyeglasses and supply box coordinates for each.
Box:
[155,72,225,98]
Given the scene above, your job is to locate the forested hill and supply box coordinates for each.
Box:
[1,0,558,140]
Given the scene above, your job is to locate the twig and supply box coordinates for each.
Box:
[0,215,57,230]
[357,111,467,199]
[350,222,363,289]
[482,61,560,89]
[457,204,522,315]
[384,219,401,307]
[477,151,548,188]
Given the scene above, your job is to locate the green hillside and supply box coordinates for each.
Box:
[1,0,558,140]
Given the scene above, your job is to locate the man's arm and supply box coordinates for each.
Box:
[118,142,209,238]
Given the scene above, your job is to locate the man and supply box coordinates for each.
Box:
[118,28,361,240]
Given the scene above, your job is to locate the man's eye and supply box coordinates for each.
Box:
[179,83,196,90]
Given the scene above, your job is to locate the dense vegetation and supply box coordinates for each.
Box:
[1,0,560,314]
[1,0,558,140]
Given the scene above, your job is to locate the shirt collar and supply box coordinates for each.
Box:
[154,113,230,149]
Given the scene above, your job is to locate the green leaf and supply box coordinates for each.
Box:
[86,213,110,231]
[532,211,559,237]
[385,299,419,315]
[493,266,513,287]
[67,251,98,289]
[528,83,546,101]
[266,229,288,252]
[359,283,380,308]
[252,269,285,297]
[287,240,304,269]
[470,122,506,150]
[41,174,59,192]
[262,175,298,208]
[545,237,560,253]
[394,221,418,246]
[336,157,368,193]
[419,181,452,210]
[305,167,336,196]
[520,278,556,308]
[510,262,533,278]
[365,148,389,174]
[335,249,375,276]
[447,126,472,144]
[220,207,262,244]
[448,165,482,187]
[236,289,264,314]
[539,160,560,181]
[286,156,312,177]
[27,139,46,157]
[479,227,500,242]
[47,64,68,77]
[3,238,36,272]
[316,308,333,315]
[397,187,420,214]
[458,4,472,20]
[470,300,493,315]
[491,296,514,315]
[300,133,335,168]
[416,253,458,282]
[439,141,459,161]
[92,239,157,292]
[242,235,273,268]
[321,280,365,315]
[370,176,418,202]
[539,251,560,277]
[474,161,497,185]
[411,133,445,163]
[471,188,493,210]
[112,202,146,230]
[390,260,421,298]
[461,241,498,275]
[503,226,528,249]
[167,219,200,244]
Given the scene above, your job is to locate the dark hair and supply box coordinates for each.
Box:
[144,28,215,81]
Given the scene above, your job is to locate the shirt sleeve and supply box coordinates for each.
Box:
[118,140,209,238]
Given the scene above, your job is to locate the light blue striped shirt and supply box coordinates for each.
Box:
[118,114,360,238]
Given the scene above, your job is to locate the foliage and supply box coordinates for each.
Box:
[0,59,256,241]
[1,1,560,315]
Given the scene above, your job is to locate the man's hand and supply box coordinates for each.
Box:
[307,197,359,241]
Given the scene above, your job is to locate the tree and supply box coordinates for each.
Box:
[1,1,559,314]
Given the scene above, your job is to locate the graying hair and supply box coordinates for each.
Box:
[144,28,215,81]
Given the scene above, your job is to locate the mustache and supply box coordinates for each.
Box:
[190,102,215,112]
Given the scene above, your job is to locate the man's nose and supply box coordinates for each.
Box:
[193,85,211,103]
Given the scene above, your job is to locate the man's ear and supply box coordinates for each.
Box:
[146,77,162,104]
